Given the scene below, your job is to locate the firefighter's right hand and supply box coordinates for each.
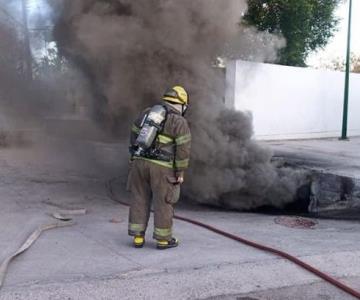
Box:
[176,176,184,184]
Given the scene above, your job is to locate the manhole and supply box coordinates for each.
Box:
[274,216,318,229]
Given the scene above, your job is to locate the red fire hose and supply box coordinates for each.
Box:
[107,178,360,299]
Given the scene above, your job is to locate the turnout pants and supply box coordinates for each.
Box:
[127,159,180,241]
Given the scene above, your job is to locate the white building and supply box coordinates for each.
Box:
[226,60,360,140]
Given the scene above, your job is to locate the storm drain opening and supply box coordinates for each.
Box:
[261,170,360,220]
[195,166,360,221]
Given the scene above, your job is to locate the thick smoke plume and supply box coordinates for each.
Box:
[0,19,51,146]
[52,0,306,210]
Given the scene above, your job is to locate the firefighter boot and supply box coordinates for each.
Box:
[156,237,179,250]
[133,235,145,248]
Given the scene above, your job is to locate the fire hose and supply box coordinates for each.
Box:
[107,177,360,299]
[0,222,74,289]
[0,207,85,289]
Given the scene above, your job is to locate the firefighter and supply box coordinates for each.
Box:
[127,86,191,250]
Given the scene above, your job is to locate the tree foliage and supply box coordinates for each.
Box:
[243,0,340,66]
[323,54,360,73]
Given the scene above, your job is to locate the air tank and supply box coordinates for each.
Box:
[135,105,167,152]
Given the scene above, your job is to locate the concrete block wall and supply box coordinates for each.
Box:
[226,60,360,140]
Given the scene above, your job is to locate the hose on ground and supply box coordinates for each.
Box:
[107,178,360,299]
[0,222,74,289]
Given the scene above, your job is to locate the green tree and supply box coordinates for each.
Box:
[323,53,360,73]
[243,0,340,66]
[354,59,360,73]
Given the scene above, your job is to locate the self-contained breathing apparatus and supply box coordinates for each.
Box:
[130,105,173,162]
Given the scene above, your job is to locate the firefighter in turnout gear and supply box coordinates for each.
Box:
[128,86,191,249]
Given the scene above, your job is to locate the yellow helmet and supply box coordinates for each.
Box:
[163,86,189,105]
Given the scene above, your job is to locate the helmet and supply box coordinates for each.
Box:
[163,86,189,105]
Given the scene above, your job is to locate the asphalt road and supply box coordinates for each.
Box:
[0,139,359,299]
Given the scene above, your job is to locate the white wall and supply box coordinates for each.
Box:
[226,60,360,140]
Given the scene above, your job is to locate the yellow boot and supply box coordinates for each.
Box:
[133,235,145,248]
[157,237,179,250]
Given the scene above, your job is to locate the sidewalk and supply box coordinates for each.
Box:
[0,140,359,299]
[265,137,360,179]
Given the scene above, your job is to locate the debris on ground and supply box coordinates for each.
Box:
[274,216,318,229]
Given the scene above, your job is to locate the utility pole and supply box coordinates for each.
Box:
[21,0,32,80]
[340,0,352,140]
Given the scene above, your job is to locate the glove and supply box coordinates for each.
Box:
[176,176,184,184]
[174,171,184,184]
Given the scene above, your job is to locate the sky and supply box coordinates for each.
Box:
[27,0,47,14]
[27,0,52,26]
[307,0,360,68]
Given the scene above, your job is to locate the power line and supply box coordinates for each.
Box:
[0,6,25,31]
[29,26,54,31]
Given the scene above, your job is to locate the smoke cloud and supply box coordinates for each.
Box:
[0,20,47,145]
[51,0,307,210]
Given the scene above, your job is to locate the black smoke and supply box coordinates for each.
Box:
[51,0,307,209]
